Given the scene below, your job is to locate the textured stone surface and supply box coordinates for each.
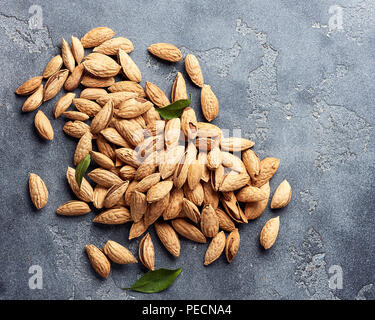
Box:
[0,0,374,300]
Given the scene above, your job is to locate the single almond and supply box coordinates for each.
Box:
[90,100,114,134]
[200,204,219,238]
[163,187,184,220]
[54,92,76,118]
[93,185,108,209]
[129,219,148,240]
[97,135,116,161]
[118,49,141,82]
[117,98,153,119]
[219,172,250,192]
[94,37,134,55]
[63,111,90,121]
[28,173,48,210]
[80,88,109,100]
[260,216,280,250]
[108,80,145,97]
[85,244,111,278]
[145,193,170,227]
[187,158,202,190]
[16,76,43,95]
[43,56,63,79]
[73,98,102,117]
[81,74,115,88]
[182,198,201,224]
[171,72,188,102]
[101,127,131,148]
[159,145,185,180]
[83,53,121,77]
[171,218,206,243]
[184,182,204,207]
[66,167,93,202]
[145,81,170,107]
[103,240,137,264]
[93,206,131,224]
[64,63,85,91]
[185,54,204,87]
[97,91,137,107]
[56,200,90,216]
[236,185,268,202]
[221,192,248,224]
[115,147,141,168]
[221,137,255,152]
[202,181,219,209]
[119,165,136,180]
[139,233,155,270]
[43,69,69,102]
[270,179,292,209]
[61,37,75,72]
[148,43,182,62]
[201,84,218,122]
[204,231,226,266]
[216,208,236,232]
[71,36,84,64]
[81,27,115,48]
[63,120,90,138]
[130,190,147,222]
[34,110,54,140]
[88,168,123,188]
[90,151,115,170]
[114,119,144,147]
[155,222,181,257]
[22,85,43,112]
[74,131,93,166]
[181,107,198,139]
[146,181,173,203]
[225,229,240,263]
[207,146,222,170]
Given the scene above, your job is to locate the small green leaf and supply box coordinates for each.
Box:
[75,154,91,188]
[124,268,182,293]
[156,95,192,120]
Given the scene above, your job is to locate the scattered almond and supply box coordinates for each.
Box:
[28,173,48,210]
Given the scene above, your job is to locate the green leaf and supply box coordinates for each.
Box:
[156,95,192,120]
[75,154,91,188]
[124,268,182,293]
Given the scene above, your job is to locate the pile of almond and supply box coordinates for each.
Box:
[19,27,292,279]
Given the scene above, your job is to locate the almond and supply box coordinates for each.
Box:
[90,100,114,134]
[145,81,170,107]
[172,218,206,243]
[221,137,255,152]
[43,56,63,79]
[108,80,146,97]
[16,76,43,96]
[139,233,155,270]
[90,151,115,170]
[200,204,219,238]
[182,198,201,224]
[155,222,181,257]
[163,187,184,220]
[187,158,202,190]
[66,167,93,202]
[101,127,130,147]
[244,182,270,220]
[115,148,140,168]
[74,131,93,166]
[225,228,240,263]
[28,173,48,210]
[85,244,111,279]
[34,110,54,140]
[97,135,116,161]
[129,219,148,240]
[216,208,236,232]
[43,69,69,102]
[184,182,204,207]
[270,179,292,209]
[146,181,173,203]
[93,206,131,224]
[118,49,141,82]
[61,37,75,72]
[63,120,90,138]
[119,165,137,180]
[56,200,91,216]
[159,145,185,179]
[88,168,123,188]
[207,146,222,170]
[204,231,225,266]
[148,43,182,62]
[130,190,147,222]
[54,92,76,118]
[252,157,280,188]
[81,74,115,88]
[164,118,181,149]
[181,107,198,139]
[97,91,137,107]
[221,192,248,224]
[115,119,144,147]
[81,27,115,48]
[103,240,137,264]
[103,181,129,208]
[71,36,84,64]
[260,216,280,250]
[80,88,109,100]
[117,98,153,119]
[201,84,218,122]
[64,63,85,91]
[73,98,102,117]
[185,54,204,87]
[236,185,268,202]
[202,181,219,209]
[63,111,90,121]
[83,53,121,77]
[22,85,43,112]
[171,72,188,102]
[93,185,108,209]
[94,37,134,55]
[219,171,250,192]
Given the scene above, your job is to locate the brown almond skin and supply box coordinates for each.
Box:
[225,228,240,263]
[216,208,236,232]
[54,92,76,119]
[200,204,219,238]
[34,110,54,141]
[71,36,84,64]
[155,222,181,257]
[64,64,85,91]
[148,43,182,62]
[56,200,91,216]
[43,55,63,79]
[103,240,137,264]
[93,207,131,225]
[171,219,206,243]
[201,84,219,122]
[85,244,111,278]
[270,179,292,209]
[260,216,280,250]
[73,131,93,166]
[16,76,43,95]
[185,54,204,87]
[66,167,93,202]
[204,231,226,266]
[139,233,155,270]
[81,27,115,48]
[22,85,43,112]
[61,37,75,72]
[43,69,69,102]
[252,157,280,188]
[28,173,48,210]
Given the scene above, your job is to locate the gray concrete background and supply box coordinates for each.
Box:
[0,0,374,300]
